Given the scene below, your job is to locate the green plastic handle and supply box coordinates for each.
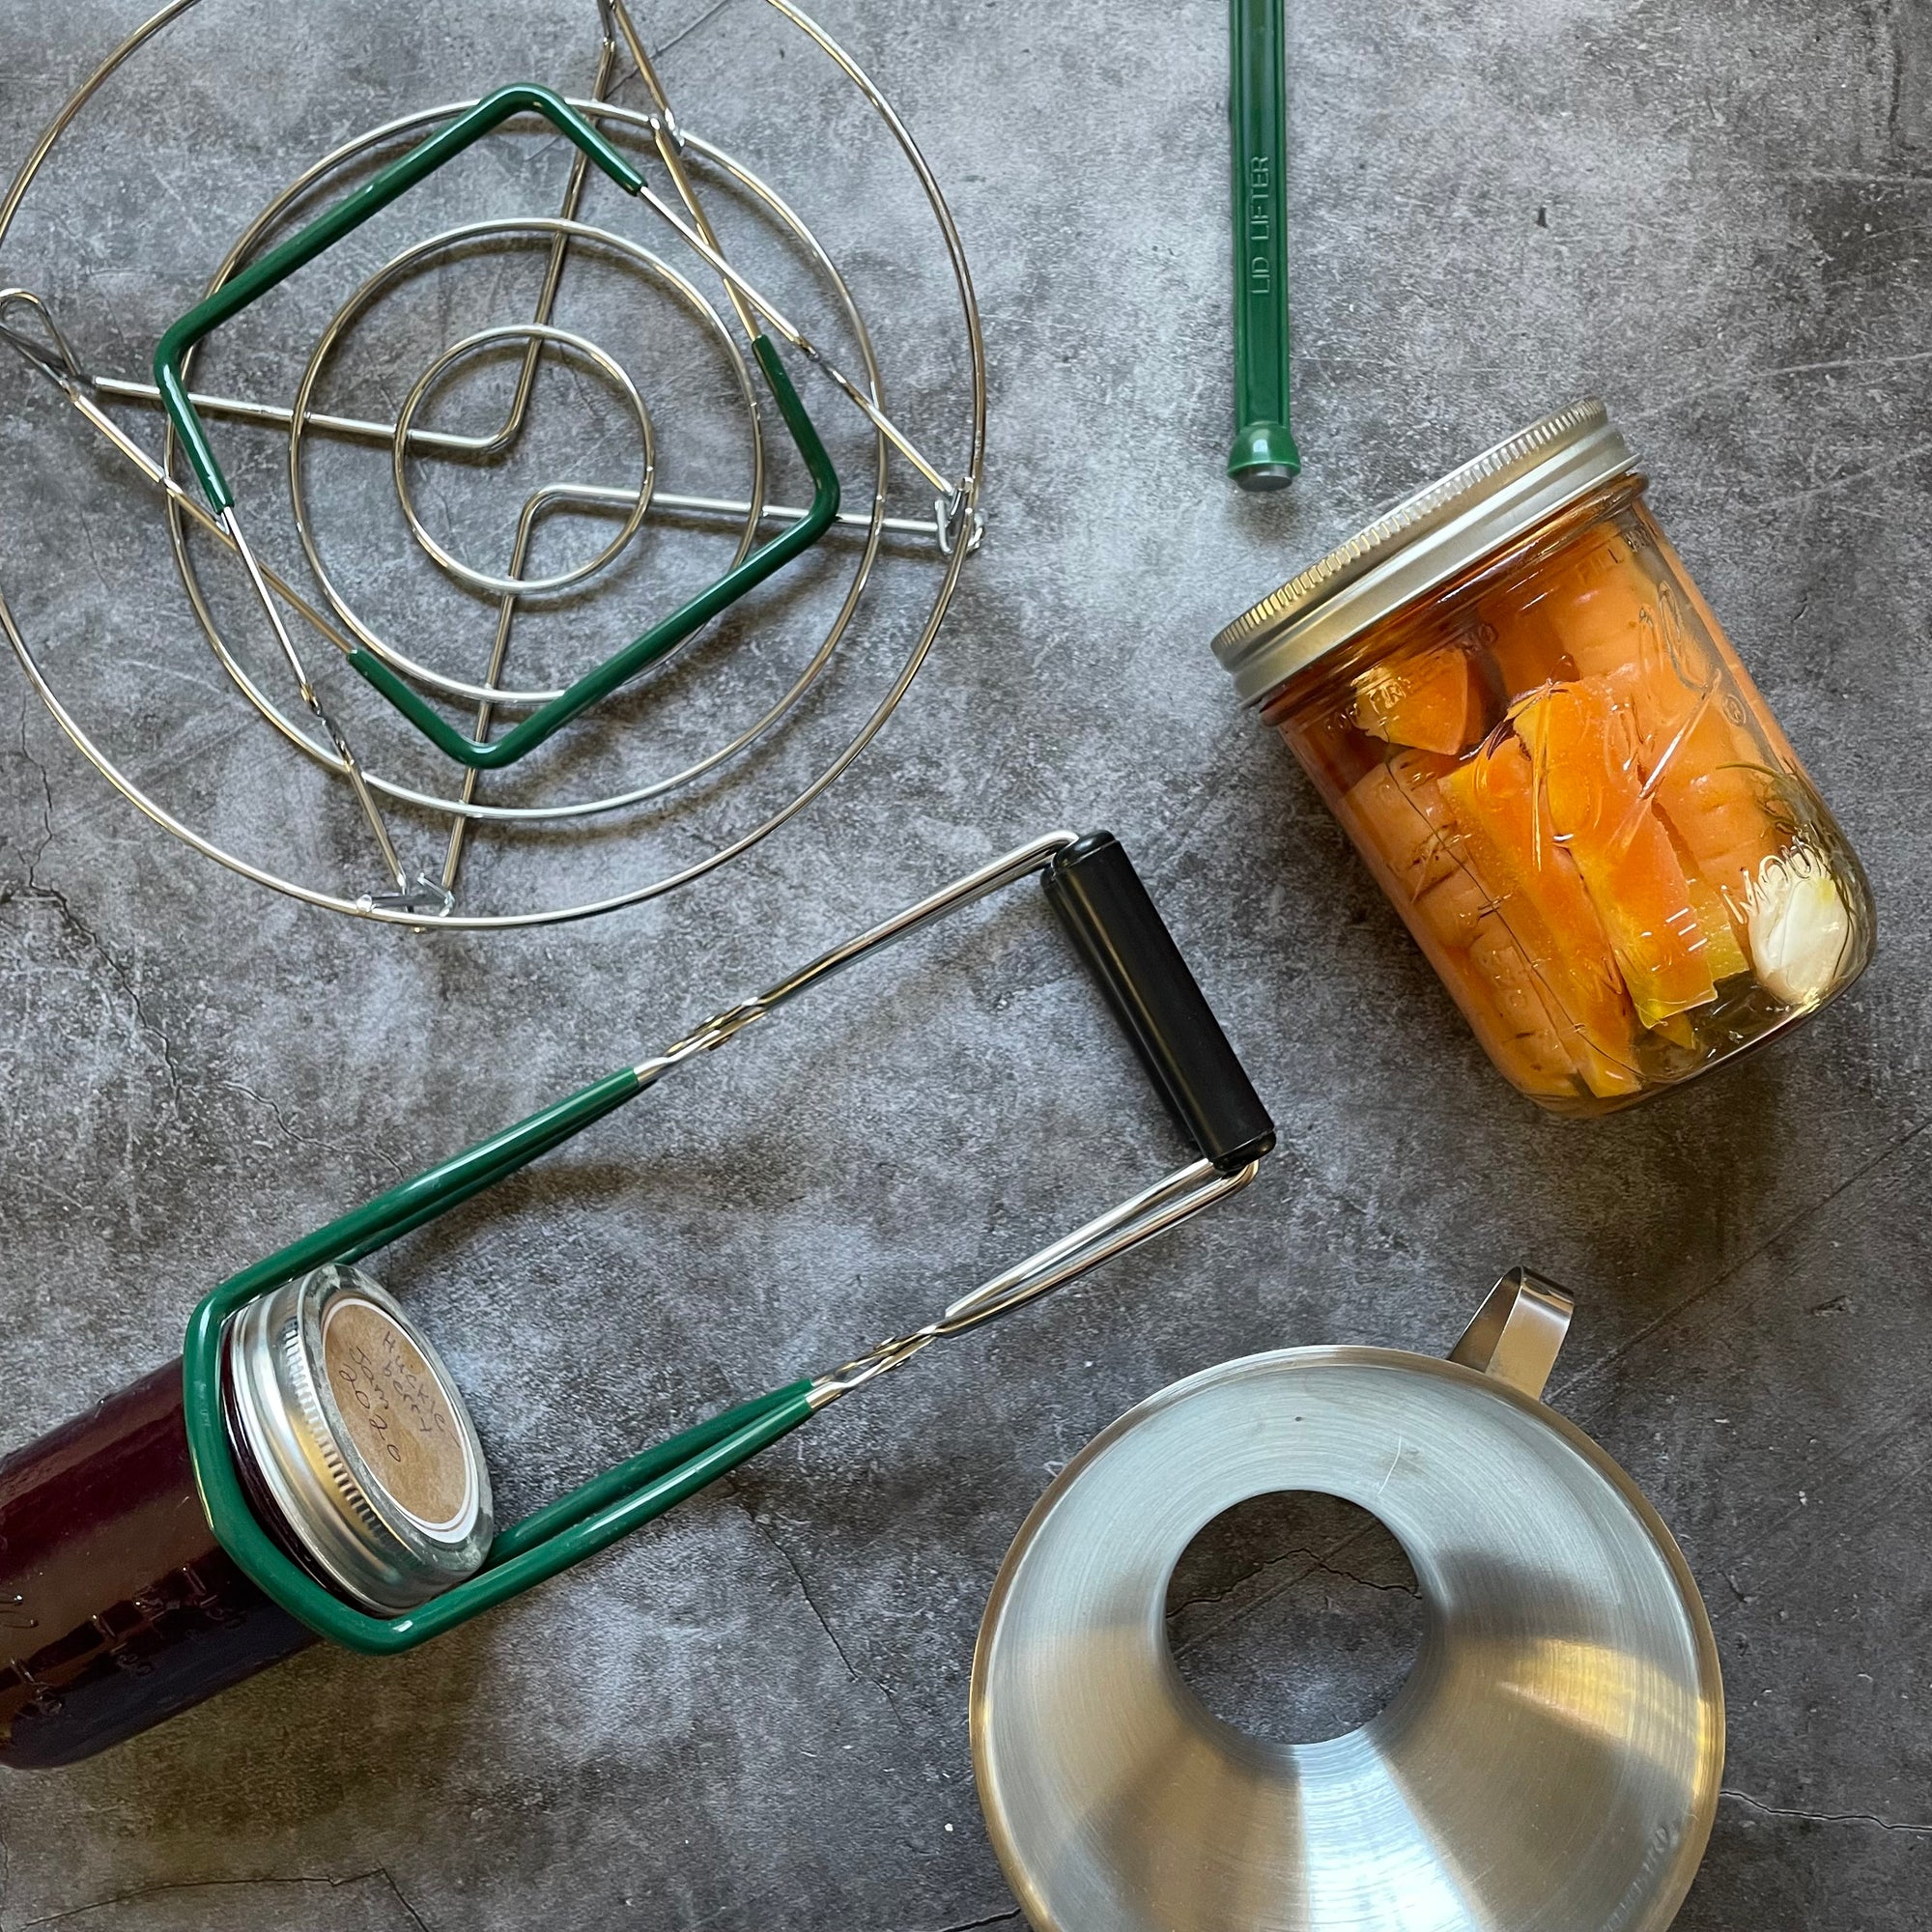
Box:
[344,337,842,768]
[181,1061,817,1655]
[488,1383,811,1564]
[155,84,647,513]
[1227,0,1300,489]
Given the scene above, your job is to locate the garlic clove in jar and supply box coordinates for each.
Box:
[1746,850,1851,1008]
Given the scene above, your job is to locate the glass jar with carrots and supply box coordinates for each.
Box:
[1213,403,1874,1116]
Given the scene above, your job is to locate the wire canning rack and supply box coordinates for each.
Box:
[0,0,985,927]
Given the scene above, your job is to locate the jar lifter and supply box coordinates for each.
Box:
[181,831,1275,1652]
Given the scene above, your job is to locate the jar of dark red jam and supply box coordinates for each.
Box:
[0,1265,491,1767]
[1212,402,1875,1116]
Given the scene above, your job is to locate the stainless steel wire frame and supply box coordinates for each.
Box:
[0,0,988,926]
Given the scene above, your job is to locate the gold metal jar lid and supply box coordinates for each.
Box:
[223,1263,494,1613]
[1211,401,1635,706]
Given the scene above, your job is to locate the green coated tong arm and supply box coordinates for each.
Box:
[156,86,641,513]
[181,1054,820,1657]
[182,833,1276,1656]
[343,337,839,770]
[154,84,840,773]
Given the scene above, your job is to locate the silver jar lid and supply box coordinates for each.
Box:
[224,1263,494,1613]
[1211,401,1636,706]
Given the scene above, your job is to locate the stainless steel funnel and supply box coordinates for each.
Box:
[971,1272,1723,1932]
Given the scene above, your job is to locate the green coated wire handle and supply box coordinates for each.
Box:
[151,84,842,771]
[182,1059,818,1656]
[1227,0,1300,489]
[155,84,646,514]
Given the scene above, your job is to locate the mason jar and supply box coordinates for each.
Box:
[1212,402,1874,1116]
[0,1264,491,1767]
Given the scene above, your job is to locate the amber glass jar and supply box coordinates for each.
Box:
[1213,403,1874,1115]
[0,1266,491,1767]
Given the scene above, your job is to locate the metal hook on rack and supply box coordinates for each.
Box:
[0,289,88,396]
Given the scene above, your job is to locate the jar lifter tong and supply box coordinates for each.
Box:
[182,831,1276,1653]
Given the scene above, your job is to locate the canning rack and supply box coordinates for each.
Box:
[0,0,986,925]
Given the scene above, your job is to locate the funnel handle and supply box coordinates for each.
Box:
[1448,1268,1574,1401]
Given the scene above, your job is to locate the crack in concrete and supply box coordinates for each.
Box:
[1889,0,1932,157]
[1169,1542,1417,1632]
[720,1477,901,1714]
[223,1079,406,1181]
[1722,1786,1932,1836]
[1743,439,1932,517]
[2,1867,419,1932]
[3,719,185,1099]
[923,1911,1022,1932]
[655,0,739,61]
[1,877,186,1098]
[1168,1521,1419,1657]
[373,1866,432,1932]
[733,1501,865,1682]
[1550,1112,1932,1410]
[14,713,53,881]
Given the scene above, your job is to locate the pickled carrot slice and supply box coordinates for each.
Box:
[1541,534,1650,679]
[1663,767,1785,910]
[1338,753,1581,1097]
[1337,750,1461,903]
[1461,912,1587,1097]
[1438,743,1641,1098]
[1604,609,1787,911]
[1469,562,1573,691]
[1513,680,1718,1027]
[1486,626,1566,705]
[1678,855,1750,983]
[1405,874,1584,1096]
[1535,536,1788,909]
[1416,862,1491,950]
[1352,646,1485,756]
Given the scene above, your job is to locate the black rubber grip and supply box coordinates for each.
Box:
[1043,832,1275,1174]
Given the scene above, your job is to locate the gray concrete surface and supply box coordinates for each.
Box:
[0,0,1928,1925]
